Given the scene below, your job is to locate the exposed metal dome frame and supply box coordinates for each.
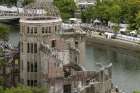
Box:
[22,0,60,18]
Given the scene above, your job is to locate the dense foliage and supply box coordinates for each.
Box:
[22,0,34,6]
[54,0,77,20]
[0,24,9,41]
[0,0,17,5]
[82,0,140,30]
[0,57,5,86]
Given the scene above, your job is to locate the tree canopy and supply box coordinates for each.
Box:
[54,0,77,20]
[81,0,140,30]
[23,0,34,6]
[0,0,17,5]
[0,24,9,41]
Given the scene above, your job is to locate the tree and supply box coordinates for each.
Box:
[31,87,48,93]
[0,0,18,5]
[0,24,9,41]
[135,11,140,30]
[112,25,119,36]
[96,0,111,21]
[0,76,4,86]
[81,0,121,24]
[81,6,96,23]
[0,86,4,93]
[109,4,121,23]
[0,53,7,87]
[80,0,140,31]
[4,87,32,93]
[54,0,77,20]
[127,0,140,30]
[23,0,34,6]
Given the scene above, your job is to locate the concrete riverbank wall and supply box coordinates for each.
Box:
[86,36,140,53]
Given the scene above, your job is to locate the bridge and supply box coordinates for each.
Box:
[0,15,20,20]
[0,12,20,20]
[0,6,22,20]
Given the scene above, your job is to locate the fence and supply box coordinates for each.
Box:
[116,34,140,43]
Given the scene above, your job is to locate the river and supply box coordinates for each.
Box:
[85,45,140,93]
[6,24,140,93]
[8,24,20,47]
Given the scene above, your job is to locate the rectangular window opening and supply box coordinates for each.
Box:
[55,26,57,32]
[31,27,33,34]
[27,43,30,53]
[27,62,30,72]
[34,27,37,34]
[31,63,34,72]
[34,62,37,72]
[51,40,56,48]
[34,80,37,86]
[45,27,48,33]
[31,43,33,53]
[48,27,51,33]
[34,43,37,53]
[27,80,30,86]
[27,80,37,87]
[75,41,78,47]
[27,27,30,33]
[42,27,45,33]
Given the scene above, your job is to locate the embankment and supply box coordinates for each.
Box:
[86,36,140,53]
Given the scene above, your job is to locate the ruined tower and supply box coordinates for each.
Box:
[20,0,62,86]
[20,1,86,93]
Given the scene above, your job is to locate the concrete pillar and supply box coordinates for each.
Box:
[79,38,86,65]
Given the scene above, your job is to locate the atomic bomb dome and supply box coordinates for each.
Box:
[20,0,62,87]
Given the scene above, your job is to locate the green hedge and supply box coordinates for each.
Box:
[0,86,48,93]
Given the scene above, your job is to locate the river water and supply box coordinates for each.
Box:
[6,24,140,93]
[8,24,20,47]
[85,45,140,93]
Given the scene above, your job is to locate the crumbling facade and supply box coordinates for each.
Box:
[20,0,85,87]
[20,0,113,93]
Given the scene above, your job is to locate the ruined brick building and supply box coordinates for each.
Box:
[20,0,85,87]
[20,0,113,93]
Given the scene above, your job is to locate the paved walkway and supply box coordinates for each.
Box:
[86,31,140,45]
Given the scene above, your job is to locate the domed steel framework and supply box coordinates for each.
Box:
[22,0,60,18]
